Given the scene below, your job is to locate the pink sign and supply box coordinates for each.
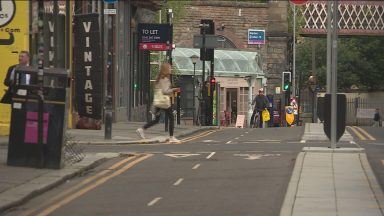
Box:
[24,112,49,144]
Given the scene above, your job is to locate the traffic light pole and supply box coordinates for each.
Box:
[330,1,338,149]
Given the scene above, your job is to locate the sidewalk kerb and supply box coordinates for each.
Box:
[0,153,119,213]
[359,153,384,215]
[279,151,306,216]
[303,146,365,153]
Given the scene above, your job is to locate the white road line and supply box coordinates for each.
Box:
[243,141,260,144]
[245,132,249,134]
[192,164,201,170]
[226,141,232,144]
[206,152,216,159]
[173,178,184,186]
[300,140,306,143]
[234,137,239,140]
[147,197,162,206]
[240,135,244,137]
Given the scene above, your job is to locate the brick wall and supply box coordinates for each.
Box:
[173,1,289,100]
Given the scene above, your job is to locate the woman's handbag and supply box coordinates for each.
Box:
[153,89,171,109]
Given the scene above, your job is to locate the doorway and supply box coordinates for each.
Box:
[226,88,238,123]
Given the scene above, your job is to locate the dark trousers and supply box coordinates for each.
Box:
[143,107,174,136]
[250,109,263,128]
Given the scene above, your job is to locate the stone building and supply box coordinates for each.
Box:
[172,1,290,124]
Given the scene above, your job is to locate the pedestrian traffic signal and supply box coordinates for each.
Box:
[282,72,291,91]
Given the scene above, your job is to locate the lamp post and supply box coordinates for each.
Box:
[190,55,199,126]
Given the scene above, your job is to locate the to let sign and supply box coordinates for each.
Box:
[138,23,172,51]
[248,29,265,45]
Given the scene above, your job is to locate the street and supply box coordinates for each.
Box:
[4,127,304,216]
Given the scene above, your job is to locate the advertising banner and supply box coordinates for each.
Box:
[73,14,102,119]
[138,23,172,51]
[0,0,29,135]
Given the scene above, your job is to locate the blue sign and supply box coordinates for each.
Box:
[248,29,265,45]
[104,0,117,3]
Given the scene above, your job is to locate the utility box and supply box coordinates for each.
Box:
[7,66,69,169]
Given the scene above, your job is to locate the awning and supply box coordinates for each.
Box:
[172,47,264,77]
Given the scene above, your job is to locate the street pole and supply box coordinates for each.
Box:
[330,0,338,149]
[200,23,207,126]
[292,4,296,97]
[326,1,332,93]
[193,63,196,126]
[37,0,45,168]
[165,8,173,132]
[104,2,112,140]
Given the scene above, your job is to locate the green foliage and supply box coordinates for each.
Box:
[296,37,384,91]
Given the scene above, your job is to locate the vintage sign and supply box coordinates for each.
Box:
[138,23,172,51]
[73,14,102,119]
[0,0,29,136]
[248,29,265,45]
[43,13,65,68]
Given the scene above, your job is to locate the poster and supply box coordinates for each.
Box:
[0,0,29,135]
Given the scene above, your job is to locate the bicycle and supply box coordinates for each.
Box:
[251,111,260,128]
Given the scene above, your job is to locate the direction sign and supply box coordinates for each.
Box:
[248,29,265,45]
[104,0,118,3]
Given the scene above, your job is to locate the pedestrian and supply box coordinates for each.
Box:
[250,88,269,128]
[136,62,181,143]
[1,51,31,104]
[373,108,381,127]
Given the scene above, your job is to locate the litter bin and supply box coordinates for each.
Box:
[7,66,69,169]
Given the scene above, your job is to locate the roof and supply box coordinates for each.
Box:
[172,47,264,77]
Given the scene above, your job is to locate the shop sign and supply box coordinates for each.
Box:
[248,29,265,45]
[138,23,172,51]
[73,14,102,119]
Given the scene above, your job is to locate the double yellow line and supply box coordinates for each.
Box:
[21,154,153,216]
[178,130,216,144]
[348,126,376,141]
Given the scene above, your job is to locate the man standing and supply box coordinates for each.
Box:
[1,51,30,104]
[250,88,269,128]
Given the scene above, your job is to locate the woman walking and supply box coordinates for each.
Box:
[136,62,181,143]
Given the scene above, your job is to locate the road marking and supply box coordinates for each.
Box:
[147,197,162,206]
[354,126,376,141]
[240,135,244,137]
[234,137,239,140]
[226,141,232,144]
[179,131,215,143]
[202,140,219,143]
[192,164,201,170]
[206,152,216,159]
[255,139,281,142]
[164,153,200,159]
[37,154,153,216]
[348,126,367,140]
[243,141,260,144]
[19,156,137,216]
[300,140,306,143]
[234,153,281,160]
[245,132,249,134]
[173,178,184,186]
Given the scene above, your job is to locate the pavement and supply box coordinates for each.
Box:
[0,121,214,213]
[301,123,354,142]
[280,124,384,216]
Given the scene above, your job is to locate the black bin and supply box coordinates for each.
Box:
[7,66,69,169]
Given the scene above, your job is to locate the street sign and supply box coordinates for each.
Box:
[193,35,221,49]
[138,23,172,51]
[103,9,116,15]
[248,29,265,45]
[290,0,309,5]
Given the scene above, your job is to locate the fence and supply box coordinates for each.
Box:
[346,98,384,126]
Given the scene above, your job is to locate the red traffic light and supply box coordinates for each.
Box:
[210,77,216,84]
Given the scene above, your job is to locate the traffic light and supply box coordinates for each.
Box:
[210,77,216,85]
[200,19,215,61]
[282,72,291,91]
